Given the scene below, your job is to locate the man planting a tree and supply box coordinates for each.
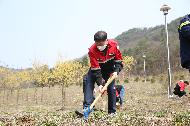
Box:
[83,31,123,120]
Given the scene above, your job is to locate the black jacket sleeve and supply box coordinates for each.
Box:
[91,69,103,86]
[114,61,123,74]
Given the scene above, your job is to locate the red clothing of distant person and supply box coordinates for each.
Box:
[178,81,186,91]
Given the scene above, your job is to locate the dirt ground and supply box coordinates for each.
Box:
[1,77,190,125]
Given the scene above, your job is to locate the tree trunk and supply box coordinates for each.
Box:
[35,87,38,104]
[26,82,31,103]
[33,87,38,104]
[26,91,28,102]
[3,87,5,104]
[41,86,44,103]
[17,88,20,105]
[61,84,65,109]
[21,89,23,102]
[11,88,14,96]
[6,89,9,103]
[48,85,51,105]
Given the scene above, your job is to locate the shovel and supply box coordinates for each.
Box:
[75,74,117,118]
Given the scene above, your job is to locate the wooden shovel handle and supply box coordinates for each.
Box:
[90,75,117,110]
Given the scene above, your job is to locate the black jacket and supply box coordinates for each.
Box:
[178,14,190,70]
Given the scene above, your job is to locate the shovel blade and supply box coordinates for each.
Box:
[75,109,84,118]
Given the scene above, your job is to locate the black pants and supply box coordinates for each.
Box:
[173,84,187,97]
[83,70,116,113]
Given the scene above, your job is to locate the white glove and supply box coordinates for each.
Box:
[112,72,118,77]
[98,85,106,94]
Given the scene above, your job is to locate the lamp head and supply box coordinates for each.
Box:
[160,4,171,15]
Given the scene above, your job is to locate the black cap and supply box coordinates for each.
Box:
[184,81,189,85]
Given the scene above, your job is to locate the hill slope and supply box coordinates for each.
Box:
[115,16,184,75]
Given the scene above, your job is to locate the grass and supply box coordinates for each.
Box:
[0,73,190,125]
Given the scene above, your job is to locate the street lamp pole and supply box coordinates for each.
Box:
[160,4,173,98]
[143,54,146,83]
